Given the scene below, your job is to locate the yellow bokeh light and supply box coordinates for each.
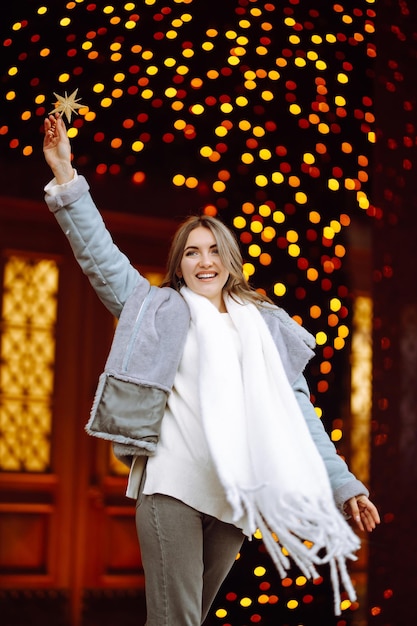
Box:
[259,149,272,160]
[241,153,254,165]
[289,103,302,115]
[248,244,261,257]
[228,55,240,66]
[132,140,144,152]
[233,216,246,229]
[334,337,345,350]
[261,90,274,101]
[200,146,212,158]
[172,173,186,186]
[337,72,349,84]
[271,172,284,185]
[316,331,328,345]
[253,126,265,138]
[338,325,350,339]
[287,600,299,610]
[331,429,343,442]
[262,226,276,241]
[215,125,228,137]
[318,122,330,134]
[254,566,266,577]
[220,102,233,114]
[330,298,342,312]
[250,221,263,234]
[259,204,271,218]
[255,174,268,187]
[323,226,335,239]
[190,104,205,115]
[244,79,256,90]
[341,599,352,611]
[273,210,285,223]
[295,191,308,204]
[295,57,306,68]
[243,262,255,278]
[335,95,347,106]
[288,244,301,257]
[303,152,315,164]
[236,96,249,107]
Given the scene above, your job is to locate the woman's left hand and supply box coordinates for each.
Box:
[345,494,380,532]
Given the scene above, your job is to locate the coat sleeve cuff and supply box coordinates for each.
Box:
[333,478,370,515]
[44,173,90,212]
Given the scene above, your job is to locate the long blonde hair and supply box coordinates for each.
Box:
[161,215,272,306]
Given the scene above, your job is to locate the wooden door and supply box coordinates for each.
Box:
[0,196,174,625]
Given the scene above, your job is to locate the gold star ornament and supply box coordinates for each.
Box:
[49,88,85,123]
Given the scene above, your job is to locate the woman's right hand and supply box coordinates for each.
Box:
[43,113,74,184]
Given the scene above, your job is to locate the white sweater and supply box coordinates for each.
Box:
[129,314,248,531]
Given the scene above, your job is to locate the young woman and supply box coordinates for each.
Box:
[43,113,380,626]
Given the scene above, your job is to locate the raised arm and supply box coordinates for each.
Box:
[43,114,142,317]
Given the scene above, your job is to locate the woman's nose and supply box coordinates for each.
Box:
[199,255,212,267]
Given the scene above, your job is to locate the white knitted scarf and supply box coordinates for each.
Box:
[180,287,361,615]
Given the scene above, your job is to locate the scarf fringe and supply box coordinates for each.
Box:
[240,491,360,616]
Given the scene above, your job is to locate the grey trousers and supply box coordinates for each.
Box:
[136,493,245,626]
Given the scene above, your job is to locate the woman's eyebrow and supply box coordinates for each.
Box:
[184,244,217,252]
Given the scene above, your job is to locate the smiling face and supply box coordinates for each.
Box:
[177,226,230,311]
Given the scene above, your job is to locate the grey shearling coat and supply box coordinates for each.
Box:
[45,174,368,510]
